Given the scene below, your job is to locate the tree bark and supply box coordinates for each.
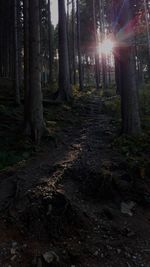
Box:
[93,0,100,90]
[117,0,141,135]
[24,0,45,142]
[23,0,30,131]
[143,0,150,78]
[72,0,76,85]
[76,0,83,91]
[14,0,21,105]
[48,0,53,83]
[58,0,72,101]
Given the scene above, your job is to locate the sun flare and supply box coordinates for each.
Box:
[99,39,114,55]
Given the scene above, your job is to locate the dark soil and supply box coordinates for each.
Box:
[0,93,150,267]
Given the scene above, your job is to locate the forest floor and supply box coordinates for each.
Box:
[0,89,150,267]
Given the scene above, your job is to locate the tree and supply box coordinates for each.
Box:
[72,0,77,85]
[93,0,100,90]
[58,0,72,101]
[76,0,84,90]
[143,0,150,78]
[24,0,45,142]
[48,0,53,83]
[14,0,21,105]
[115,0,141,135]
[23,0,30,131]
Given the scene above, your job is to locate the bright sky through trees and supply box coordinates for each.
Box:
[51,0,58,26]
[51,0,68,26]
[99,39,114,55]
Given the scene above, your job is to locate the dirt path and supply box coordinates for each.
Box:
[0,94,150,267]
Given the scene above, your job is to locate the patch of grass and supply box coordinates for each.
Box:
[0,104,8,115]
[102,96,121,118]
[0,138,39,171]
[113,133,150,155]
[139,84,150,112]
[0,103,37,170]
[139,85,150,131]
[112,133,150,179]
[102,86,117,97]
[0,151,22,170]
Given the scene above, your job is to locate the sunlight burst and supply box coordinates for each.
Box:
[99,39,114,55]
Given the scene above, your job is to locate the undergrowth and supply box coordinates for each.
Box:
[0,83,149,173]
[0,88,85,170]
[102,85,150,181]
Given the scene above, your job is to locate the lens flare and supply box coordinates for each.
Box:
[99,39,114,54]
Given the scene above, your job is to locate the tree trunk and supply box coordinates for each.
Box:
[76,0,84,91]
[72,0,76,85]
[117,0,141,135]
[93,0,100,90]
[26,0,45,142]
[143,0,150,78]
[48,0,53,83]
[58,0,72,101]
[67,0,73,85]
[23,0,30,131]
[14,0,20,105]
[99,0,107,89]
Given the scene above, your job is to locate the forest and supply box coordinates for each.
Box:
[0,0,150,266]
